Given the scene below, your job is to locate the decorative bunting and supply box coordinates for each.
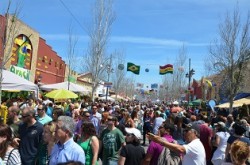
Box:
[151,83,158,89]
[159,64,173,75]
[127,62,140,75]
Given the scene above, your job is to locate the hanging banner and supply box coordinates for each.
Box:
[10,65,31,80]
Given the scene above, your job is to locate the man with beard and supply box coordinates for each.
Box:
[17,107,43,165]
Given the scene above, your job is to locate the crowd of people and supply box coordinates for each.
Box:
[0,97,249,165]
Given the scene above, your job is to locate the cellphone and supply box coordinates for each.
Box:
[147,132,154,136]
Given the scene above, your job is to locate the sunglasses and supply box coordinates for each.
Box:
[84,115,90,117]
[108,118,114,121]
[22,115,29,118]
[37,108,43,111]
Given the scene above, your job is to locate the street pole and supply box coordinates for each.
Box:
[105,54,112,102]
[105,71,110,102]
[188,58,191,104]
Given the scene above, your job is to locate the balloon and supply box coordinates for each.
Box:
[145,68,149,72]
[178,66,184,72]
[118,64,124,70]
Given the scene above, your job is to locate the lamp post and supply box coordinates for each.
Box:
[105,65,114,101]
[185,58,195,104]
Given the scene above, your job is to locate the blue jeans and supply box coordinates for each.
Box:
[108,160,118,165]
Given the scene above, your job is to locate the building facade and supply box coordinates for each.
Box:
[0,14,67,85]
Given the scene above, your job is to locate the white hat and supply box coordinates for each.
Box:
[125,128,142,139]
[214,121,225,128]
[173,101,179,105]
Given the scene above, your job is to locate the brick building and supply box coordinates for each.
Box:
[0,14,66,85]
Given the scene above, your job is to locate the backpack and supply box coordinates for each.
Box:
[157,140,182,165]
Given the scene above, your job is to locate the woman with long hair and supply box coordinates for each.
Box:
[78,122,99,165]
[142,109,152,145]
[37,121,56,165]
[99,112,109,136]
[123,111,135,128]
[0,124,21,165]
[131,110,139,128]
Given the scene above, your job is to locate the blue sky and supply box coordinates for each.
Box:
[1,0,249,87]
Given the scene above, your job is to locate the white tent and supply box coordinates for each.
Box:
[2,69,38,92]
[40,81,86,93]
[98,96,115,101]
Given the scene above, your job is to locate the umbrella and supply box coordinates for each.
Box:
[45,89,78,99]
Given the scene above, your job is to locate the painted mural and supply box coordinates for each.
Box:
[11,34,32,69]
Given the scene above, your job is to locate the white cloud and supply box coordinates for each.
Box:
[41,34,209,47]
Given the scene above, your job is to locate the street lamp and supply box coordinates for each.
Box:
[105,64,114,101]
[186,58,195,103]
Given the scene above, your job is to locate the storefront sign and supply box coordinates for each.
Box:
[10,65,31,80]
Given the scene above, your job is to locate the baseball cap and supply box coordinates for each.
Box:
[184,123,200,137]
[156,110,161,115]
[214,121,226,128]
[125,127,142,139]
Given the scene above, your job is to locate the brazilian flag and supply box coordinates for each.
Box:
[127,62,140,75]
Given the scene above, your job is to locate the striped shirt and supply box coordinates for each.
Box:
[3,148,21,165]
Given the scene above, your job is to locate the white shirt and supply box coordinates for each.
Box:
[153,117,165,134]
[183,139,206,165]
[212,131,230,160]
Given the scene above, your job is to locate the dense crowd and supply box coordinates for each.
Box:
[0,98,250,165]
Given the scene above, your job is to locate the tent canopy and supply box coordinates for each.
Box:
[2,69,38,92]
[40,81,86,93]
[215,97,250,108]
[234,96,250,105]
[192,99,202,106]
[98,96,115,101]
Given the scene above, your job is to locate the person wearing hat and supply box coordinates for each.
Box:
[148,123,206,165]
[211,121,230,165]
[170,101,182,116]
[144,123,175,165]
[118,128,145,165]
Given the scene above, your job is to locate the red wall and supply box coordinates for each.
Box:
[0,15,6,63]
[36,38,66,84]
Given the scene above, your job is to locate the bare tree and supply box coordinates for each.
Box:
[66,24,78,89]
[208,7,250,112]
[0,1,22,104]
[111,50,126,99]
[160,44,187,101]
[120,77,135,100]
[82,0,115,101]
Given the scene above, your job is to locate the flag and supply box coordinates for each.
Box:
[127,62,140,75]
[151,83,158,89]
[204,79,212,88]
[159,64,173,75]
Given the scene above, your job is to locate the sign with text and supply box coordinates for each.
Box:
[104,82,112,87]
[10,65,31,80]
